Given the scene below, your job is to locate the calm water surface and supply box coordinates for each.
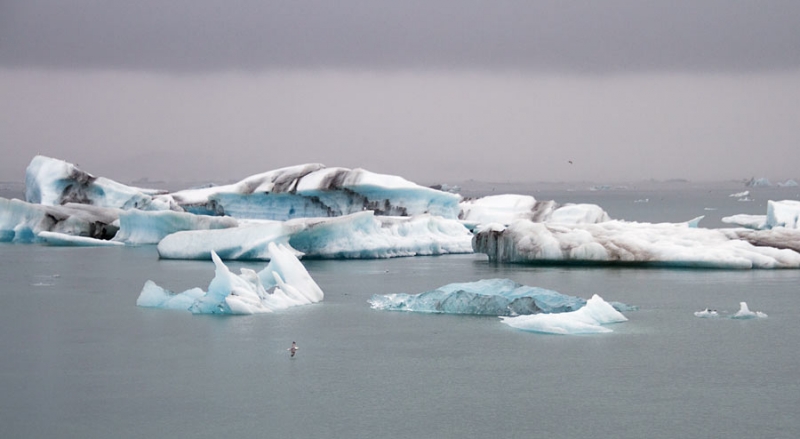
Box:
[1,183,799,439]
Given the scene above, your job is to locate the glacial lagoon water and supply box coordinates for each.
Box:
[2,181,800,439]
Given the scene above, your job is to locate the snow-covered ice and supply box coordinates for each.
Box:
[499,294,628,334]
[473,219,800,268]
[368,278,585,316]
[137,242,324,314]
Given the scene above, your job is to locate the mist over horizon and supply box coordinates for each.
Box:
[2,1,799,186]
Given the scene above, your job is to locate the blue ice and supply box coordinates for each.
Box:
[368,278,586,316]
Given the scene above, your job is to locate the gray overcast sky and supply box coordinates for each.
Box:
[1,1,799,184]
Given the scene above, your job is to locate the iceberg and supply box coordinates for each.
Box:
[157,211,473,260]
[722,200,800,230]
[137,242,324,314]
[721,214,766,230]
[112,209,239,245]
[158,220,296,260]
[746,177,772,187]
[38,231,125,247]
[25,155,177,210]
[368,278,586,316]
[1,197,121,243]
[458,194,609,228]
[473,219,800,269]
[168,164,461,220]
[694,308,719,318]
[766,200,800,229]
[24,156,460,221]
[499,294,628,334]
[731,302,768,319]
[778,179,798,187]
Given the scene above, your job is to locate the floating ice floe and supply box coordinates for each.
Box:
[499,294,628,334]
[721,214,766,230]
[157,210,473,260]
[458,194,609,229]
[732,302,768,319]
[722,200,800,230]
[694,308,720,318]
[472,218,800,269]
[136,242,324,314]
[112,209,239,245]
[38,231,125,247]
[368,278,586,316]
[729,191,750,198]
[694,303,767,319]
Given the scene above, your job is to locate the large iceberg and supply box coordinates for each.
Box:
[24,156,461,221]
[458,194,610,228]
[499,294,628,334]
[157,211,473,260]
[169,164,461,220]
[1,197,121,243]
[473,219,800,269]
[368,278,586,316]
[25,155,177,210]
[137,242,324,314]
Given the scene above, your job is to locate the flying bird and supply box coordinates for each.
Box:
[288,341,299,358]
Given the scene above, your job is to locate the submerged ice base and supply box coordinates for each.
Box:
[137,242,324,314]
